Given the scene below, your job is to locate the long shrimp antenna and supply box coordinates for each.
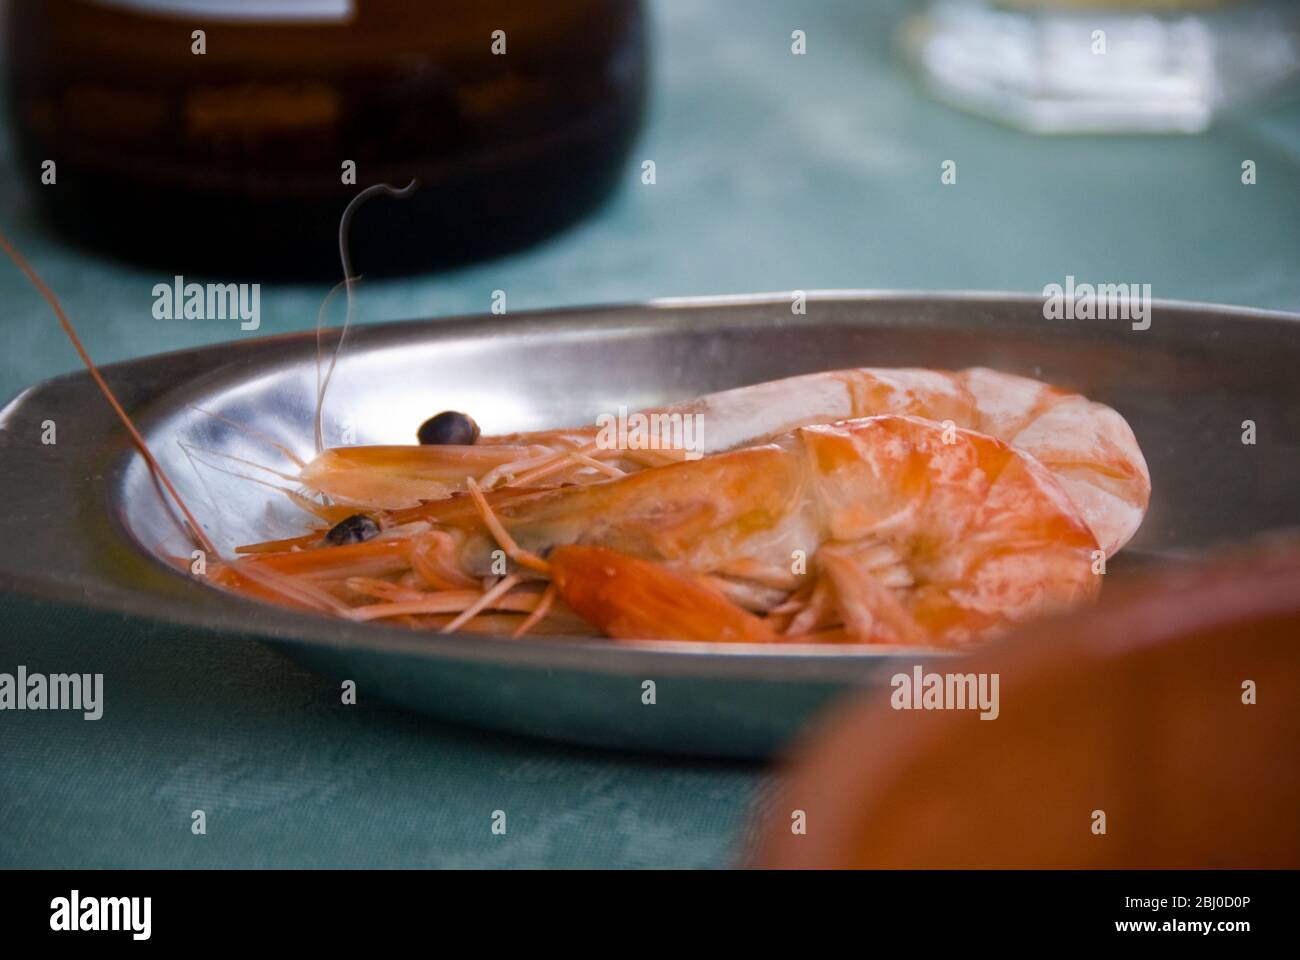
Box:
[314,179,419,455]
[312,278,349,457]
[0,229,219,558]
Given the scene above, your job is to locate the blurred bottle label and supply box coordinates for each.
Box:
[85,0,353,21]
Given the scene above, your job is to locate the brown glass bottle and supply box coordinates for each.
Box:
[4,0,647,279]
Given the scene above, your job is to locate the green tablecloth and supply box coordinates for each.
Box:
[3,0,1299,868]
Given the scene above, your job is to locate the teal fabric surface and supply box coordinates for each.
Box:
[2,0,1299,867]
[0,599,760,868]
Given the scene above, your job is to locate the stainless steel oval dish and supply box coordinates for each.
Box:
[2,292,1298,757]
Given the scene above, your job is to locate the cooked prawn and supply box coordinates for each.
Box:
[215,415,1102,647]
[296,367,1149,558]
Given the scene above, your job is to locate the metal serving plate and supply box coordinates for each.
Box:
[2,293,1298,757]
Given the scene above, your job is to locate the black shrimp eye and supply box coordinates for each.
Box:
[325,513,380,546]
[417,410,480,446]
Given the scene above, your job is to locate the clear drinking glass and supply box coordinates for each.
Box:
[902,0,1300,133]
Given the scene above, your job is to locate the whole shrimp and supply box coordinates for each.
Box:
[213,414,1102,648]
[298,366,1149,559]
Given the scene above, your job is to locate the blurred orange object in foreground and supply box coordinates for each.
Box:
[751,537,1300,869]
